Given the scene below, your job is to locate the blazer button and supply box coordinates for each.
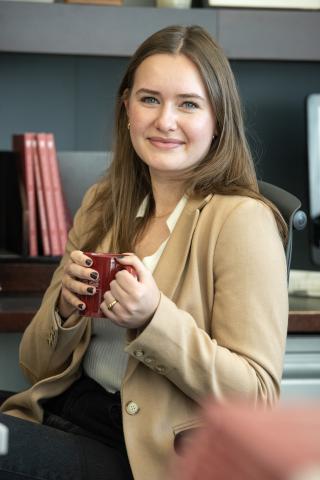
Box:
[144,357,155,364]
[134,350,144,358]
[126,401,140,415]
[155,365,166,374]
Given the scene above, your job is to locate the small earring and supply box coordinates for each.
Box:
[127,122,130,130]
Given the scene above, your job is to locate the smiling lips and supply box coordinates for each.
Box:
[148,136,185,149]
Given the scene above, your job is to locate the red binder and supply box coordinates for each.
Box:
[36,133,61,256]
[32,136,51,256]
[12,133,38,257]
[45,133,69,254]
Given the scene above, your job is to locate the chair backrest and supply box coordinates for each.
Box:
[258,181,307,281]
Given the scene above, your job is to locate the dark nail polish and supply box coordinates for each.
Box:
[90,272,98,280]
[85,259,93,266]
[116,255,125,259]
[87,287,94,294]
[78,303,85,310]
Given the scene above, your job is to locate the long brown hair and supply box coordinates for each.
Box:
[83,25,287,252]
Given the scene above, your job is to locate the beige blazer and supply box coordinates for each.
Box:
[1,187,288,480]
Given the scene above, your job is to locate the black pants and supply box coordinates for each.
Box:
[0,376,134,480]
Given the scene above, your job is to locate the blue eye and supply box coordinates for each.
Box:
[141,96,159,104]
[182,101,199,110]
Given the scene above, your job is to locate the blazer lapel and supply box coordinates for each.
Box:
[153,193,213,300]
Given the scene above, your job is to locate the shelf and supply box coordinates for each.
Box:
[218,8,320,61]
[0,261,58,293]
[0,2,320,60]
[0,2,218,57]
[0,261,58,332]
[0,294,42,332]
[288,295,320,333]
[289,312,320,334]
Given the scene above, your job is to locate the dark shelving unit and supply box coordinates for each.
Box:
[1,2,320,332]
[0,2,320,60]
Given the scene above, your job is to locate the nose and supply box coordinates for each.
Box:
[154,104,177,132]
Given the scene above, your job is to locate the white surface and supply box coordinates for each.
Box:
[207,0,320,8]
[307,94,320,219]
[0,424,8,455]
[281,335,320,401]
[289,270,320,298]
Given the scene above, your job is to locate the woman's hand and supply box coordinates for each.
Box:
[101,254,161,330]
[57,250,99,319]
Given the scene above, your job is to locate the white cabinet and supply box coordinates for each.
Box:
[281,335,320,401]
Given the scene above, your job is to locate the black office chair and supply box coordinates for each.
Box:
[0,390,15,406]
[258,181,307,281]
[0,182,307,407]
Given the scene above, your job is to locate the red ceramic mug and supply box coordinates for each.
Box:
[79,252,137,317]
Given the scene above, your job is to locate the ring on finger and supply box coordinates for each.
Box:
[107,299,118,311]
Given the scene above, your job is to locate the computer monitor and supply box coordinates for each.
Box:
[0,422,8,455]
[307,94,320,267]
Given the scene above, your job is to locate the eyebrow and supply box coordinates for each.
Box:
[135,88,206,101]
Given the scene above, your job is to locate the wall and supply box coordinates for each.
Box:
[0,53,128,151]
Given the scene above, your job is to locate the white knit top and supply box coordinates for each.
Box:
[82,195,187,393]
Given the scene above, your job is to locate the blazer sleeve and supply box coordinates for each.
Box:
[126,198,288,406]
[18,184,99,384]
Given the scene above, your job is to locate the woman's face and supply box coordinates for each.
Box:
[125,53,216,180]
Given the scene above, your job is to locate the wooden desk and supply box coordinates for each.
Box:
[0,294,42,332]
[1,298,320,333]
[0,261,57,332]
[1,262,320,333]
[288,296,320,334]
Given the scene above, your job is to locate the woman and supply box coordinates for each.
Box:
[0,25,288,480]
